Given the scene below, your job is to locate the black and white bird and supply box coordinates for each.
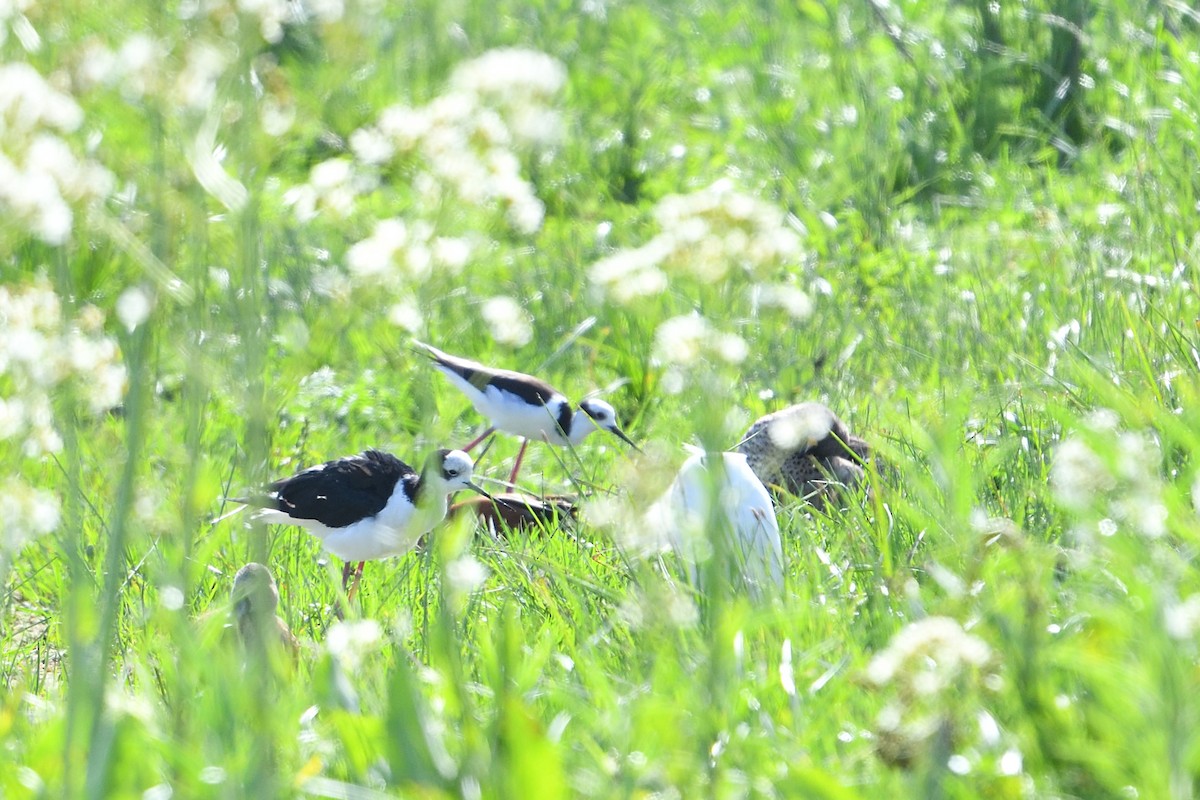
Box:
[733,402,871,509]
[415,341,640,483]
[234,448,489,599]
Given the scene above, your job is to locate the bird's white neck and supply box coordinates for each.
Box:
[566,411,599,446]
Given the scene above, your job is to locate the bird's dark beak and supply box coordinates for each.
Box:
[610,426,643,453]
[467,481,494,501]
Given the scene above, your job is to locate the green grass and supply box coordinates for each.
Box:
[4,0,1200,797]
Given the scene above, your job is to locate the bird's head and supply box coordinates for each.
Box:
[431,449,493,499]
[579,398,642,452]
[231,562,280,619]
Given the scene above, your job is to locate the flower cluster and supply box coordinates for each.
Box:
[0,61,114,246]
[480,296,533,347]
[345,218,473,290]
[0,278,126,457]
[1050,410,1166,540]
[0,478,59,557]
[867,616,994,768]
[590,179,808,304]
[652,312,748,395]
[347,48,566,235]
[180,0,344,46]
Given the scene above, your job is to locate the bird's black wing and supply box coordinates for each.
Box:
[265,450,417,528]
[420,342,561,405]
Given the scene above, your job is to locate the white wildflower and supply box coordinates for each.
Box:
[0,280,125,453]
[1050,437,1115,511]
[116,287,152,332]
[304,0,344,23]
[1165,594,1200,640]
[652,313,747,367]
[590,180,808,305]
[480,296,532,346]
[0,62,113,245]
[325,619,382,672]
[767,403,835,452]
[445,555,488,594]
[348,48,564,235]
[0,478,60,555]
[284,158,370,222]
[866,616,991,693]
[387,298,423,333]
[175,40,230,110]
[754,283,813,319]
[653,314,711,365]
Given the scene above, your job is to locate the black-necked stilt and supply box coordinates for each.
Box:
[733,402,870,509]
[647,449,783,601]
[236,448,489,601]
[230,562,299,664]
[415,341,640,483]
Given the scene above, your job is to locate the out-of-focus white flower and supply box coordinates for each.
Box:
[590,181,813,308]
[866,616,991,693]
[0,478,60,555]
[753,283,813,320]
[304,0,344,23]
[449,48,566,145]
[0,62,113,245]
[1052,419,1166,539]
[347,48,564,235]
[0,279,125,455]
[445,555,488,595]
[652,313,747,367]
[174,40,230,111]
[283,158,370,222]
[480,296,532,346]
[387,298,423,333]
[1165,594,1200,641]
[325,619,382,672]
[116,287,152,332]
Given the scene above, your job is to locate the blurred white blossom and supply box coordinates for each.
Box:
[591,180,809,304]
[116,287,152,332]
[0,478,59,555]
[325,619,382,673]
[481,296,533,346]
[867,616,991,694]
[284,158,376,222]
[867,616,994,768]
[445,554,488,595]
[653,313,747,367]
[0,61,113,245]
[345,218,473,291]
[1051,415,1166,539]
[346,48,564,235]
[0,279,126,456]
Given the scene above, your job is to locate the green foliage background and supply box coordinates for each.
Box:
[3,0,1200,797]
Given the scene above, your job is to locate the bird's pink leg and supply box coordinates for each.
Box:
[463,427,496,452]
[347,561,366,603]
[507,439,530,484]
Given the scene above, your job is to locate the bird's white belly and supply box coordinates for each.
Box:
[441,368,571,443]
[261,492,449,562]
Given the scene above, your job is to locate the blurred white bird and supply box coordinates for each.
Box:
[646,448,784,601]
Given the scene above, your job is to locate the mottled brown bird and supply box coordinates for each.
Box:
[230,562,299,664]
[448,492,577,534]
[734,403,870,509]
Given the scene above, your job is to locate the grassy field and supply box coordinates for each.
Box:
[3,0,1200,797]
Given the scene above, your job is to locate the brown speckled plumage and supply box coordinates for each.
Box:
[734,403,870,508]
